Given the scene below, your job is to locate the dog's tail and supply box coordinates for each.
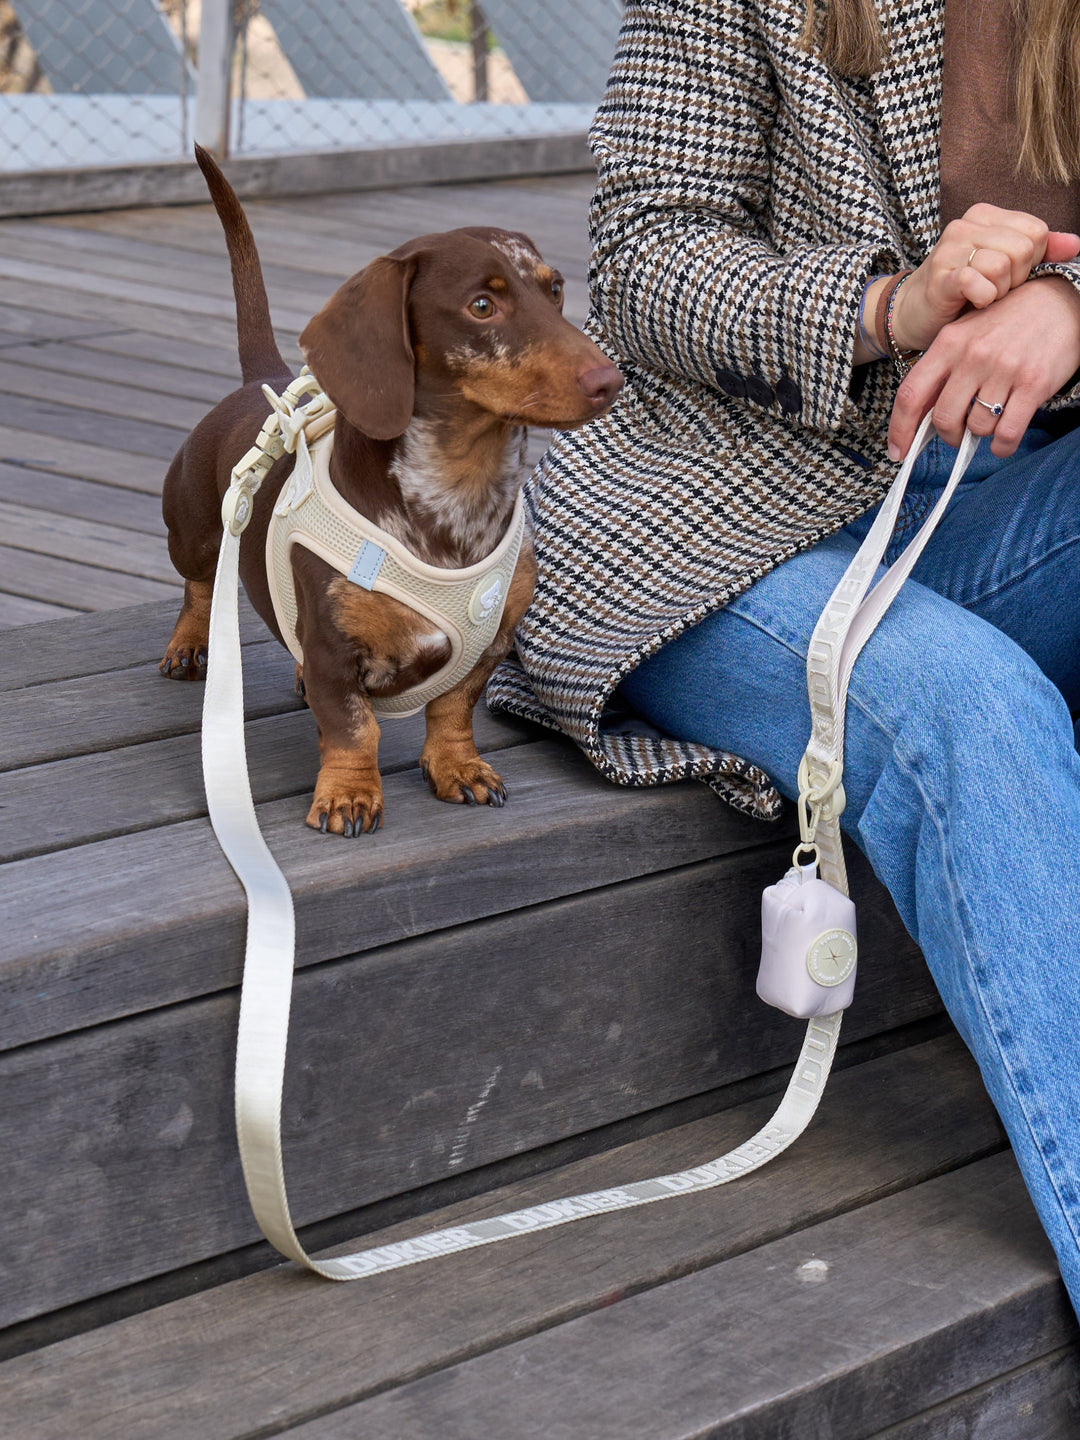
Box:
[195,143,287,385]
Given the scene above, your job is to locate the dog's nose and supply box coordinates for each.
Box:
[578,364,624,410]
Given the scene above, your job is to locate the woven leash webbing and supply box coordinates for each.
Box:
[203,399,971,1280]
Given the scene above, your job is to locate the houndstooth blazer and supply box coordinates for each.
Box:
[487,0,1080,820]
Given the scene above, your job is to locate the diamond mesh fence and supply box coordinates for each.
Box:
[0,0,620,174]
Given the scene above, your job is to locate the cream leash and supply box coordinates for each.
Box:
[203,405,974,1279]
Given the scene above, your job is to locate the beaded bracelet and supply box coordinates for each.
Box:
[858,276,890,360]
[875,271,921,378]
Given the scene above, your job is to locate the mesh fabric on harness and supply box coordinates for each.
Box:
[266,414,527,718]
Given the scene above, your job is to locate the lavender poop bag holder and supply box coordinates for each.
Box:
[758,413,979,1019]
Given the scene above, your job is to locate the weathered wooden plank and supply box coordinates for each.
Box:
[0,255,315,340]
[0,302,119,344]
[0,593,77,627]
[282,1155,1076,1440]
[0,393,187,462]
[871,1346,1080,1439]
[0,743,791,1049]
[0,358,211,434]
[0,1035,989,1386]
[0,466,167,537]
[284,189,593,269]
[233,201,590,283]
[0,595,272,691]
[0,541,180,607]
[0,278,273,355]
[0,501,175,582]
[0,639,296,770]
[0,706,534,864]
[72,327,248,380]
[0,235,335,342]
[0,543,179,612]
[1,217,349,294]
[0,342,232,408]
[1,427,172,492]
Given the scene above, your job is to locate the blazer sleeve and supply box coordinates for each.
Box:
[587,0,903,435]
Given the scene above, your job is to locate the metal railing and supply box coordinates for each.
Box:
[0,0,620,175]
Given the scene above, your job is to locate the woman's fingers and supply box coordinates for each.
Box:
[953,223,1055,295]
[952,266,1001,310]
[888,353,947,459]
[1044,230,1080,264]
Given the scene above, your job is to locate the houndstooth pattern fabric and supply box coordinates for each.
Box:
[487,0,1080,819]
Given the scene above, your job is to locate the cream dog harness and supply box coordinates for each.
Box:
[264,393,526,719]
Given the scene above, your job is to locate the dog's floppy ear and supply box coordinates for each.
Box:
[299,255,418,440]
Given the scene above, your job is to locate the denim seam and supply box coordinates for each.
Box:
[887,742,1080,1251]
[721,603,905,747]
[945,532,1080,612]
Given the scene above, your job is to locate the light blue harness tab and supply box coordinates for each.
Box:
[348,540,387,590]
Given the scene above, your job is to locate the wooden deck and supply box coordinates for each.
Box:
[1,173,1078,1436]
[0,171,592,626]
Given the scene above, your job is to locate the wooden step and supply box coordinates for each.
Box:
[286,1153,1076,1440]
[5,1034,1062,1440]
[0,600,939,1329]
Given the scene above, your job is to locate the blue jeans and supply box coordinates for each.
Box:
[621,421,1080,1312]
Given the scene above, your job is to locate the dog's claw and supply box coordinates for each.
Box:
[195,648,208,668]
[368,813,381,833]
[461,786,477,805]
[343,817,354,838]
[488,787,506,807]
[319,812,328,834]
[160,658,172,676]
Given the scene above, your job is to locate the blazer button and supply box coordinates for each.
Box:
[745,374,774,407]
[716,368,747,398]
[776,376,802,414]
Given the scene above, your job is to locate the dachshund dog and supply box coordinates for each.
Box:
[159,147,622,835]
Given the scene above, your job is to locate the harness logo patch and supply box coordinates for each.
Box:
[469,573,504,626]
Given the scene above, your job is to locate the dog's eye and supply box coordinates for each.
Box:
[468,296,495,319]
[551,280,564,302]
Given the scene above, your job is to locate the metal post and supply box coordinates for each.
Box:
[471,1,489,103]
[194,0,234,157]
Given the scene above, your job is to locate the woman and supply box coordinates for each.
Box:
[488,1,1080,1311]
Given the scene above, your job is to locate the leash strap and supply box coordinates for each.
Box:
[797,414,978,891]
[203,397,970,1280]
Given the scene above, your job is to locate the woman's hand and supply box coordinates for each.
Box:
[888,276,1080,460]
[889,204,1080,355]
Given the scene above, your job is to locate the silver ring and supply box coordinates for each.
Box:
[967,246,978,266]
[972,395,1004,417]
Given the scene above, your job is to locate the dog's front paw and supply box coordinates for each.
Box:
[419,747,507,807]
[159,641,208,680]
[307,768,384,836]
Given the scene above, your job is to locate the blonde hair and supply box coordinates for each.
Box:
[800,0,1080,183]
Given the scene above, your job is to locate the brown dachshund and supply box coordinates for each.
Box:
[160,146,622,835]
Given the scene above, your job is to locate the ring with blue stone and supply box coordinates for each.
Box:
[972,395,1004,418]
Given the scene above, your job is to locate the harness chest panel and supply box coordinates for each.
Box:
[265,422,526,718]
